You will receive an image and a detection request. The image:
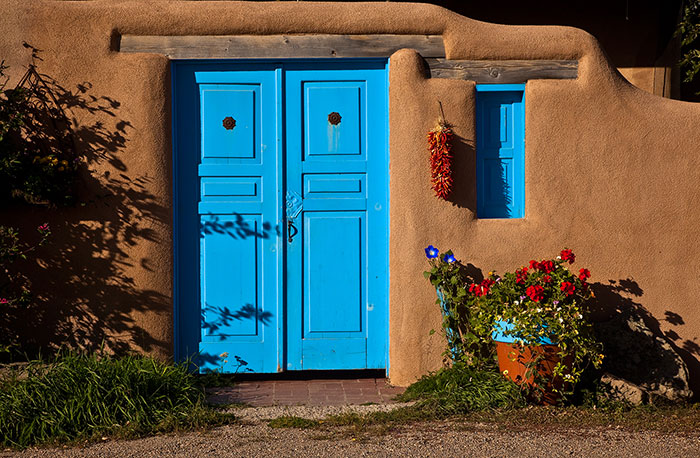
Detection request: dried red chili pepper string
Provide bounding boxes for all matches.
[427,121,454,200]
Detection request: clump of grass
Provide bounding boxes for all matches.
[268,416,320,429]
[397,363,526,415]
[0,351,234,449]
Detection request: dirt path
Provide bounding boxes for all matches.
[4,420,700,457]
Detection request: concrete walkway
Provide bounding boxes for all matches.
[206,377,405,406]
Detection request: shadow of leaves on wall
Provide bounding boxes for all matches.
[2,50,170,358]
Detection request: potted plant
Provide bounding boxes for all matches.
[425,246,604,404]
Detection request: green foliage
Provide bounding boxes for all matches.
[678,1,700,89]
[0,61,78,206]
[0,351,234,449]
[0,224,50,355]
[423,249,492,365]
[397,363,526,414]
[424,247,603,400]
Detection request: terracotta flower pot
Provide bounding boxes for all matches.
[493,320,571,405]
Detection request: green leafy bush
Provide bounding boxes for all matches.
[0,61,78,206]
[0,351,233,448]
[678,1,700,89]
[398,363,526,414]
[0,224,50,355]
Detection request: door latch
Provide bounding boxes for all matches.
[285,190,303,243]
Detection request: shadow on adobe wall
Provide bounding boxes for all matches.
[444,128,477,211]
[590,278,700,397]
[3,53,170,358]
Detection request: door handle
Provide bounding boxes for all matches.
[285,190,303,243]
[287,219,297,243]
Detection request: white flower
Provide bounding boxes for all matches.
[536,308,542,313]
[556,256,561,260]
[514,300,520,305]
[559,317,564,323]
[577,313,583,319]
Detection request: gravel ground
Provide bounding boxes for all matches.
[232,401,415,421]
[3,415,700,457]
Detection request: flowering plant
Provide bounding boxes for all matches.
[425,246,604,398]
[423,245,494,365]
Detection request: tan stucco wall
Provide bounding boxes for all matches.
[2,1,700,389]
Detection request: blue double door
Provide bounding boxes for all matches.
[173,61,389,373]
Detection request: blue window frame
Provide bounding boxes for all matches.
[475,84,525,219]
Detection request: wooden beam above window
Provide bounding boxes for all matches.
[426,58,578,83]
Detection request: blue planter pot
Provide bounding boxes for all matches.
[491,319,555,345]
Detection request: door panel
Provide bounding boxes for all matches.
[305,212,364,335]
[285,63,388,371]
[194,66,281,373]
[200,84,259,159]
[304,82,364,156]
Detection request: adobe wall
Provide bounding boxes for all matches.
[2,1,700,389]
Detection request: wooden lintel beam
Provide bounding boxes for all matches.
[119,34,446,59]
[426,58,578,83]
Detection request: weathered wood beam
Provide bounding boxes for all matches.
[426,58,578,83]
[119,34,446,59]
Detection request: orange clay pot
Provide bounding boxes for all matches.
[495,341,572,405]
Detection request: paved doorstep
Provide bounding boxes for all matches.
[207,378,405,407]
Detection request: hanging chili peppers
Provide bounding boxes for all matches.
[427,121,454,200]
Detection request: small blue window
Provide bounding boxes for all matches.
[476,84,525,218]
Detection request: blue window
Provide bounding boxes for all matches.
[476,84,525,218]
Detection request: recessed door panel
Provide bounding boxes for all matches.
[200,214,261,339]
[304,82,364,157]
[304,212,364,335]
[200,84,259,160]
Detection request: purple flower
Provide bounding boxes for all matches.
[425,245,439,259]
[553,300,560,306]
[444,253,456,263]
[520,295,527,301]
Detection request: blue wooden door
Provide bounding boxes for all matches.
[284,62,388,370]
[173,61,388,373]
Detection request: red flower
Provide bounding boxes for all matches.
[526,285,545,302]
[515,267,529,284]
[529,260,540,270]
[469,280,494,297]
[561,281,576,296]
[560,249,575,264]
[538,260,555,273]
[542,275,552,283]
[579,268,591,281]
